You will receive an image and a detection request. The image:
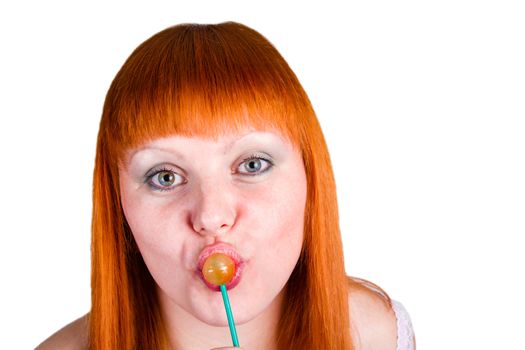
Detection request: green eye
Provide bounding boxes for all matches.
[157,171,176,186]
[146,168,185,192]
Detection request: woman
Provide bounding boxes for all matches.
[37,22,414,349]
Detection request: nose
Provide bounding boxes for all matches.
[190,180,236,237]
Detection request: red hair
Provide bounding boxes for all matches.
[90,22,390,349]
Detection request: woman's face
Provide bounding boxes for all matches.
[119,129,307,326]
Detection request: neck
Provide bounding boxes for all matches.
[158,288,283,350]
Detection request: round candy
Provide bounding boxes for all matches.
[202,253,236,286]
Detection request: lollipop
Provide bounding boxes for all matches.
[201,253,240,347]
[202,253,236,286]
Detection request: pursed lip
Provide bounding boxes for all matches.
[196,242,245,291]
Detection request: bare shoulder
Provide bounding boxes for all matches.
[348,281,398,350]
[35,313,89,350]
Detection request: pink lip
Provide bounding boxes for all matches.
[196,242,245,292]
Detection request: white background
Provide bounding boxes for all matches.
[1,1,524,349]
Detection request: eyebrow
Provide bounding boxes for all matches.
[125,147,187,171]
[128,132,282,163]
[130,146,185,160]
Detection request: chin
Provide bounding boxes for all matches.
[192,296,258,326]
[156,269,286,328]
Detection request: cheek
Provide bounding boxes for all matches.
[120,185,191,268]
[261,167,306,234]
[122,194,160,242]
[244,173,307,272]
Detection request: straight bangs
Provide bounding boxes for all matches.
[92,21,359,349]
[99,22,314,164]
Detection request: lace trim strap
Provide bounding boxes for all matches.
[391,300,415,350]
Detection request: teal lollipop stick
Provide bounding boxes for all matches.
[220,284,240,347]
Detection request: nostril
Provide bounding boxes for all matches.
[191,208,236,235]
[192,219,233,236]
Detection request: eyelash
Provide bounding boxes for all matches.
[144,154,274,192]
[238,154,274,176]
[144,166,185,192]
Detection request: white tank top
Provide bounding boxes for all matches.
[391,300,416,350]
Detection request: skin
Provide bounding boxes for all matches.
[35,289,400,349]
[118,129,307,349]
[36,129,402,349]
